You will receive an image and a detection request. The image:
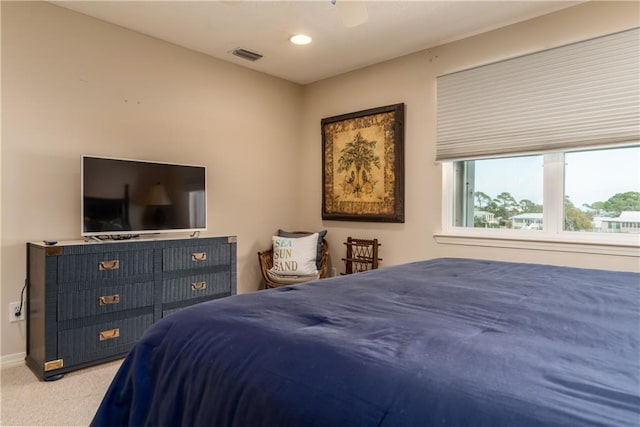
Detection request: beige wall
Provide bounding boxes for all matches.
[2,1,638,360]
[1,1,303,358]
[301,1,640,273]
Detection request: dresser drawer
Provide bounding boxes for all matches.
[163,272,231,303]
[58,282,154,322]
[163,244,231,272]
[58,314,154,367]
[57,250,154,284]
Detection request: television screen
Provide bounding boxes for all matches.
[82,156,206,237]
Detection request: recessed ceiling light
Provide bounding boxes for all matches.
[289,34,312,45]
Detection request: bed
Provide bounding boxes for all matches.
[91,258,640,426]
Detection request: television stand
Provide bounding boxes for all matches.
[26,235,237,380]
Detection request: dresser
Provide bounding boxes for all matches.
[26,236,237,380]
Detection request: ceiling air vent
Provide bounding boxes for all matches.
[231,48,263,62]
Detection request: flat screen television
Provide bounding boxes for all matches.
[81,156,206,237]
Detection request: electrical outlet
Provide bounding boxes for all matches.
[9,301,25,322]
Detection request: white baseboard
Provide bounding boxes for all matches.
[1,352,25,368]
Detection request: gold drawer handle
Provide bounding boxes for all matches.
[191,281,207,291]
[99,294,120,306]
[99,328,120,341]
[99,260,120,270]
[192,252,207,262]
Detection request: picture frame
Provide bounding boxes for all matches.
[322,103,405,222]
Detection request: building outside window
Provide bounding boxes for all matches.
[510,213,543,230]
[599,212,640,233]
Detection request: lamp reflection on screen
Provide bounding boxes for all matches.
[146,182,172,228]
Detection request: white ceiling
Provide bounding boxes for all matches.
[52,1,580,85]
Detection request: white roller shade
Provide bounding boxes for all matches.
[436,28,640,162]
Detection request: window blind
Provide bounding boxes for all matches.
[436,28,639,162]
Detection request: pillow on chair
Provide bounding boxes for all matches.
[270,233,319,276]
[277,229,327,270]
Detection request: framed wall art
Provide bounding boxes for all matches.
[322,103,405,222]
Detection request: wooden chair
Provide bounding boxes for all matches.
[342,237,381,274]
[258,235,329,289]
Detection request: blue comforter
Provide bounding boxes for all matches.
[91,258,640,426]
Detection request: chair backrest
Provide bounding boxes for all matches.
[342,237,381,274]
[317,238,330,278]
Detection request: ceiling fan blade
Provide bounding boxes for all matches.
[333,0,368,28]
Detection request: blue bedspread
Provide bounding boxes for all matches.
[91,258,640,427]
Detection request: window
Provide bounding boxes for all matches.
[565,146,640,234]
[444,145,640,242]
[435,28,639,253]
[452,155,543,230]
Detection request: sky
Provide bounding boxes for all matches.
[565,147,639,207]
[474,146,640,207]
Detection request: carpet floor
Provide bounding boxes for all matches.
[0,359,122,426]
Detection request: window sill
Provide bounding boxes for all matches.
[434,231,640,257]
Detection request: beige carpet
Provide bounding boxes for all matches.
[0,359,122,426]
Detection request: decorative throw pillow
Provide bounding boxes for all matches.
[277,229,327,270]
[270,233,319,276]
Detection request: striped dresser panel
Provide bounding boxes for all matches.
[163,243,231,272]
[58,314,154,367]
[162,272,232,304]
[57,250,154,284]
[57,281,154,321]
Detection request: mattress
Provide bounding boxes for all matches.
[91,258,640,426]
